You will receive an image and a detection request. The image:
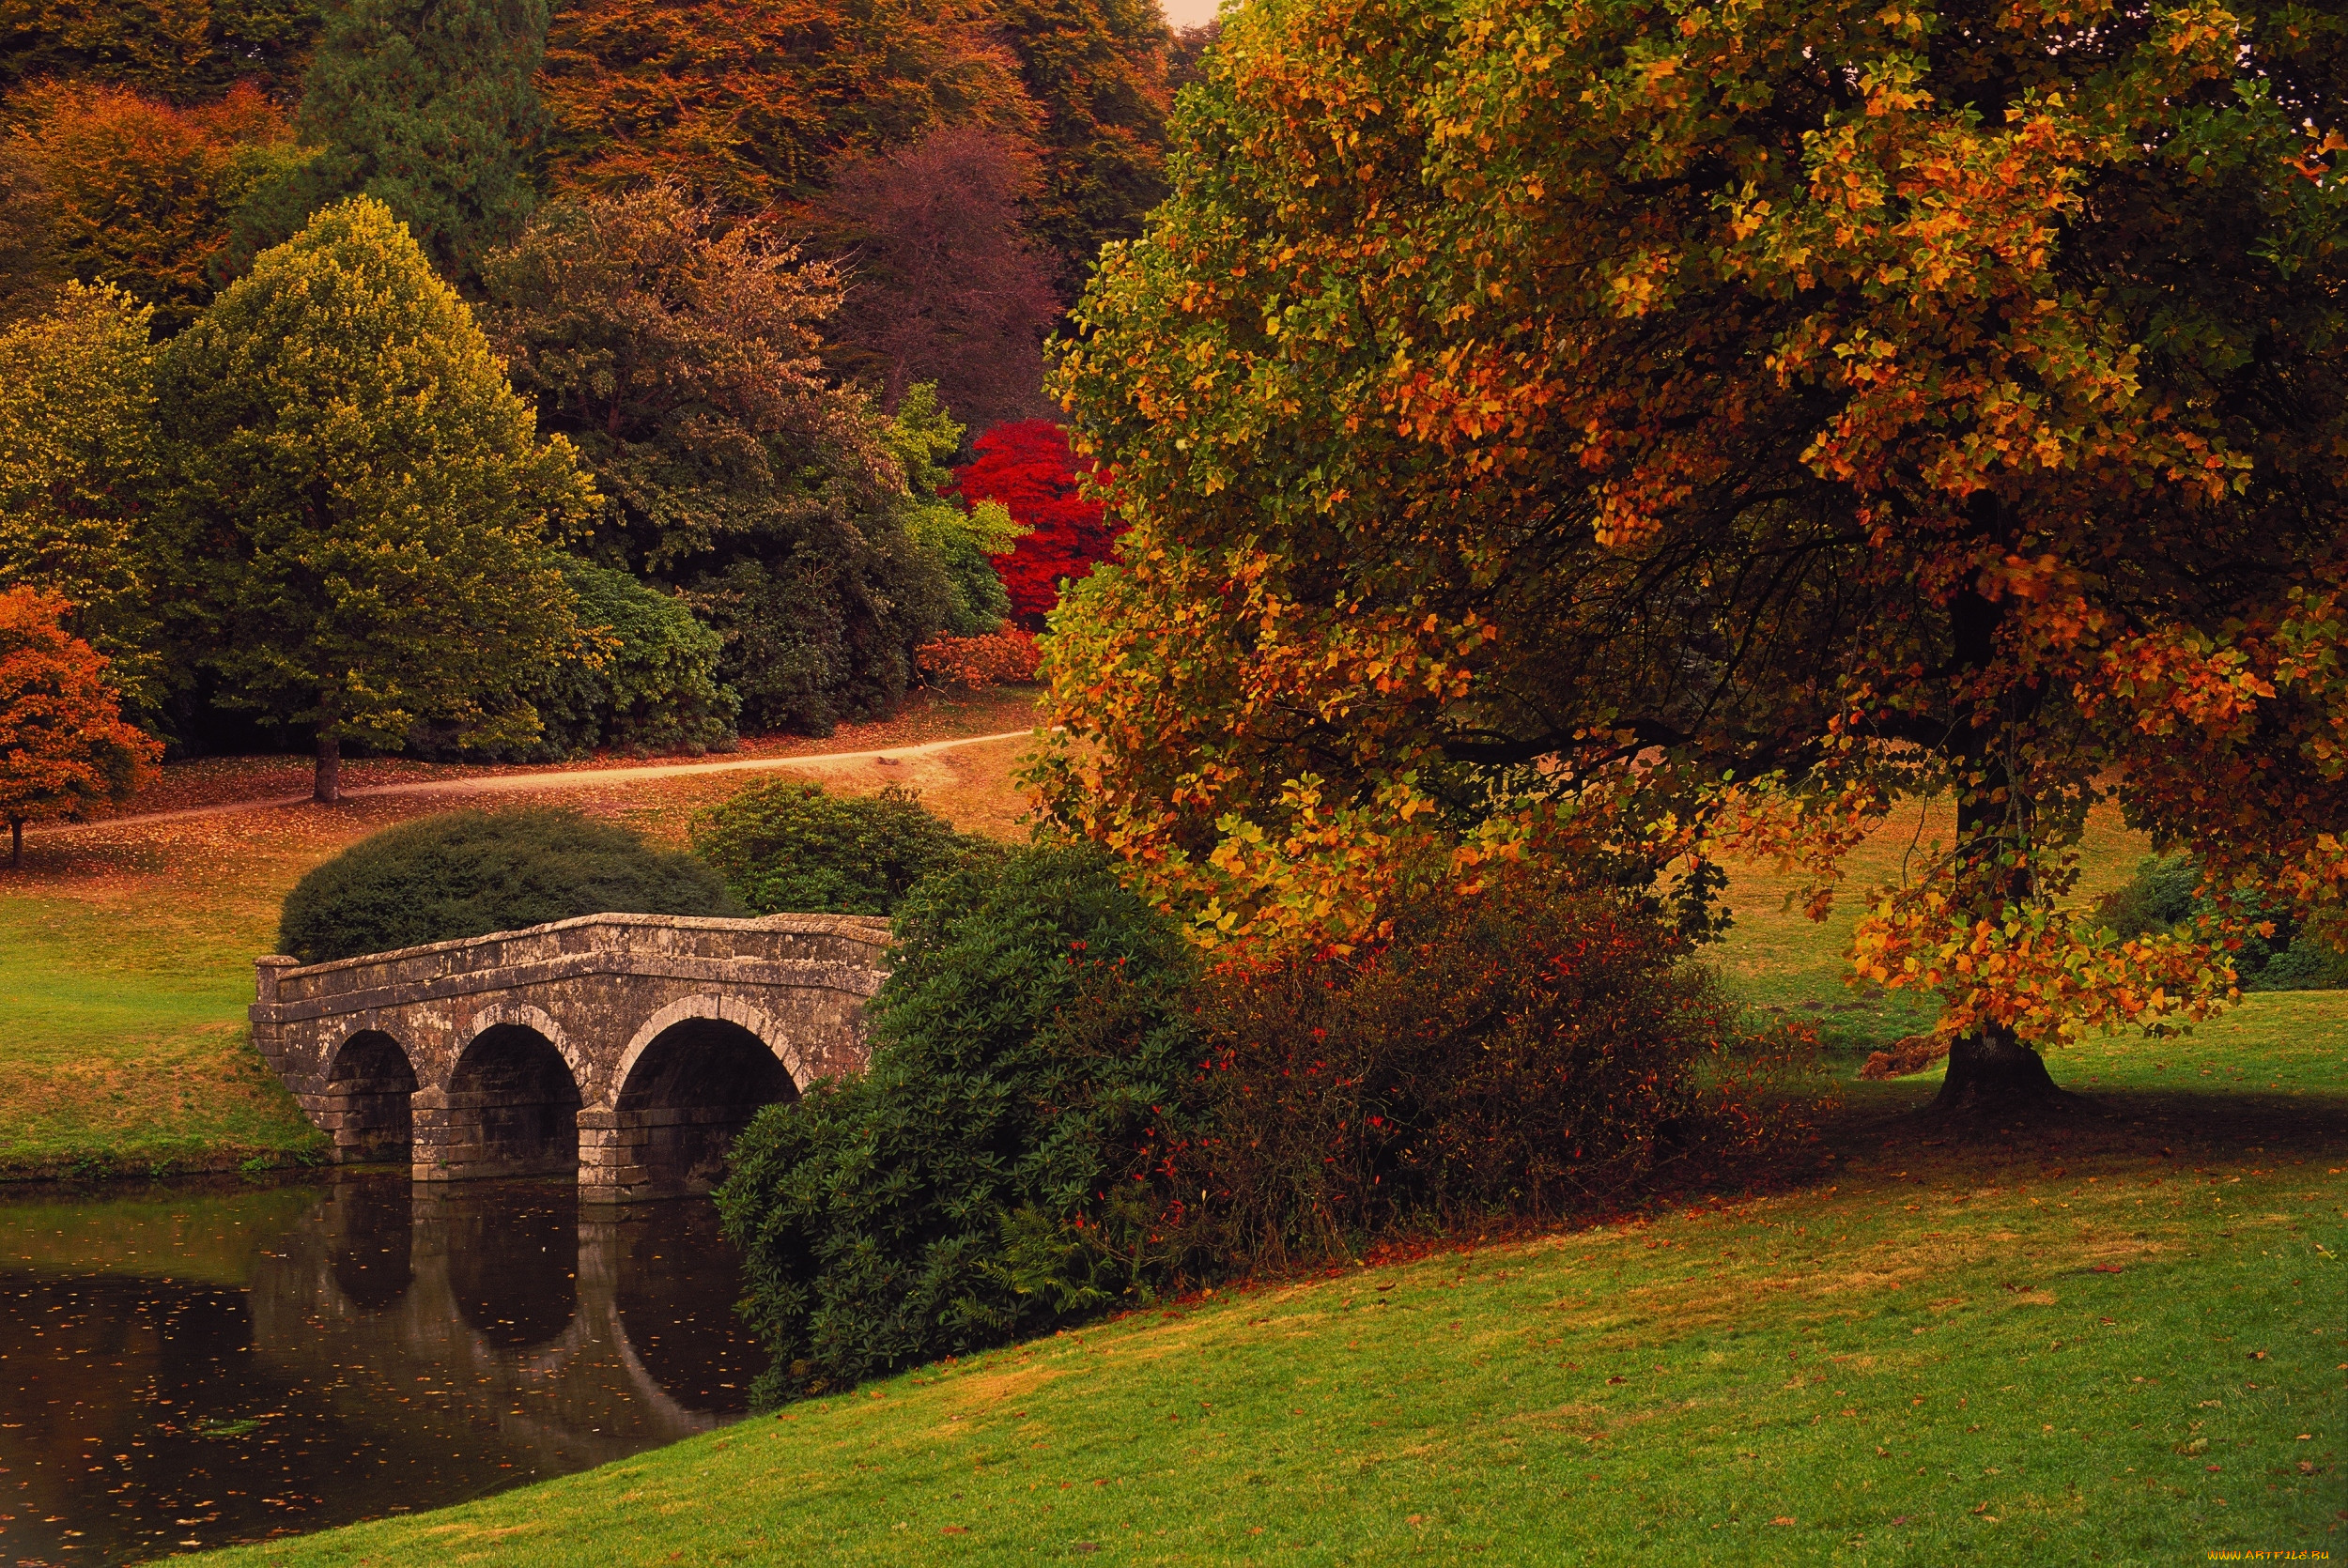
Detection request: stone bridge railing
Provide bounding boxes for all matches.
[250,913,890,1202]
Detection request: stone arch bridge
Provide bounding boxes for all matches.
[251,914,889,1203]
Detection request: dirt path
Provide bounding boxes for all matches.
[33,728,1041,838]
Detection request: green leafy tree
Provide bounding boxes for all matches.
[0,283,168,721]
[160,195,594,802]
[482,183,955,733]
[993,0,1171,289]
[886,384,1021,636]
[457,559,738,761]
[237,0,548,275]
[0,0,320,100]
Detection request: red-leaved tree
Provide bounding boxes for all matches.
[0,587,160,867]
[949,420,1117,625]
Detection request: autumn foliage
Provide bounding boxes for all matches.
[1164,869,1819,1272]
[5,81,298,329]
[1041,0,2348,1099]
[914,627,1041,692]
[536,0,1039,210]
[949,420,1117,624]
[0,586,160,865]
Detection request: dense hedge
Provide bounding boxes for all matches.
[714,843,1200,1404]
[277,808,739,962]
[689,780,977,916]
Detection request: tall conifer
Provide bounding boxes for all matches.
[242,0,548,275]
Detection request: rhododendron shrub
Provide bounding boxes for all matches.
[949,420,1119,625]
[1041,0,2348,1111]
[715,843,1201,1404]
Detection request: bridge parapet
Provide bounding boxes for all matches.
[251,913,891,1201]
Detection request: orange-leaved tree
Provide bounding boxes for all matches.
[536,0,1039,210]
[1041,0,2348,1110]
[6,80,303,331]
[0,585,159,866]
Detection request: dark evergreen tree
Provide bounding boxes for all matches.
[237,0,548,275]
[992,0,1171,292]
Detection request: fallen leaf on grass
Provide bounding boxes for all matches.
[1770,1517,1796,1526]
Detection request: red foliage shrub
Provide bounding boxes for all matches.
[1156,869,1821,1272]
[915,628,1043,692]
[948,420,1119,625]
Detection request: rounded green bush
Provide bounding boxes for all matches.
[277,808,740,963]
[715,842,1200,1405]
[688,781,978,917]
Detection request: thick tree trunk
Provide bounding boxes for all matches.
[1935,513,2066,1114]
[1928,1023,2066,1115]
[8,818,19,869]
[315,731,341,805]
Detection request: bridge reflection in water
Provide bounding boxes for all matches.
[0,1176,762,1565]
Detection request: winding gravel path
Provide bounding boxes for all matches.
[37,727,1040,837]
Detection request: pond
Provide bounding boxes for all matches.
[0,1176,765,1564]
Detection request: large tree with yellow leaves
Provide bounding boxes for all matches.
[1041,0,2348,1109]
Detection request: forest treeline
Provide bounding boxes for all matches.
[0,0,1187,785]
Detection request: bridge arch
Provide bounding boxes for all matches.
[462,1003,585,1084]
[595,996,805,1200]
[323,1028,418,1165]
[434,1015,584,1181]
[610,994,810,1100]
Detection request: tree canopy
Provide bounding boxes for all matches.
[239,0,548,275]
[481,182,955,733]
[2,82,304,331]
[990,0,1172,289]
[1042,0,2348,1104]
[0,283,166,720]
[0,0,320,101]
[161,195,593,801]
[807,129,1062,427]
[536,0,1038,210]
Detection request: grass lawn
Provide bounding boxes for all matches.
[197,799,2347,1566]
[0,691,1043,1178]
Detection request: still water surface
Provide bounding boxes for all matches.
[0,1176,764,1564]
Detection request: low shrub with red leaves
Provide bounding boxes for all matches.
[915,628,1043,692]
[1151,869,1821,1273]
